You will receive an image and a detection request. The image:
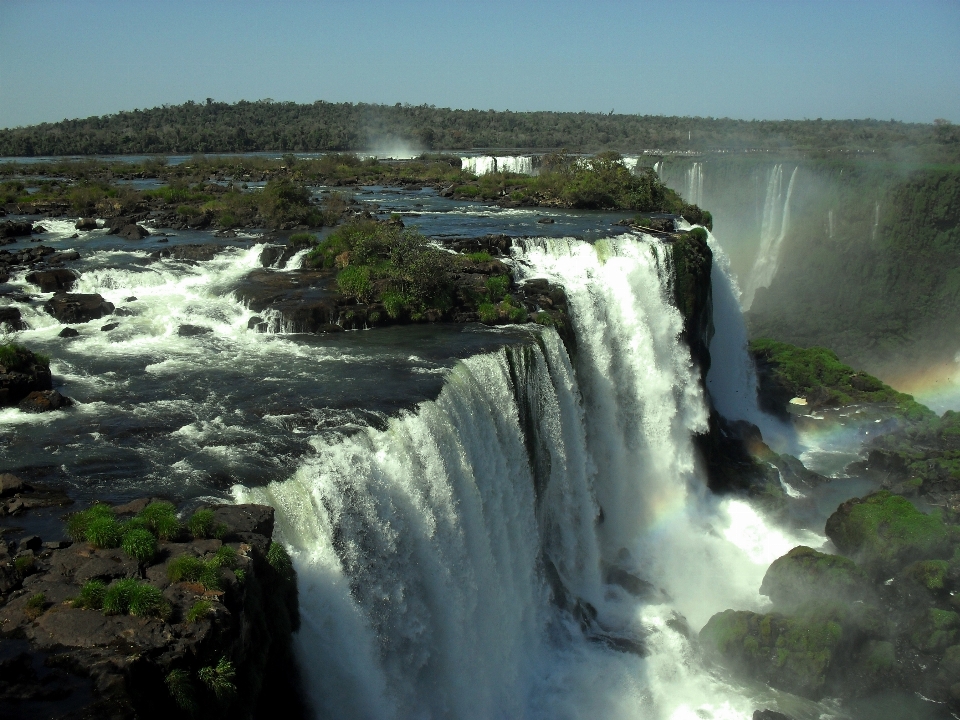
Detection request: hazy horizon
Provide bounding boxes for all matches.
[2,0,958,130]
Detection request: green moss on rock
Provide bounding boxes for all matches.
[760,545,871,611]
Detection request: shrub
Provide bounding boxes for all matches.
[176,204,200,217]
[121,528,157,565]
[72,579,106,609]
[288,232,316,248]
[212,545,237,568]
[337,266,373,302]
[138,501,181,540]
[233,568,246,584]
[102,578,139,614]
[199,657,236,701]
[166,669,197,712]
[187,599,213,623]
[534,312,556,327]
[466,251,493,263]
[687,227,708,242]
[24,592,46,621]
[381,290,408,319]
[478,303,498,323]
[485,275,510,301]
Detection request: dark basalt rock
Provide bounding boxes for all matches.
[75,218,98,231]
[0,307,26,332]
[58,327,79,338]
[0,221,34,239]
[177,324,212,337]
[18,390,73,413]
[25,268,79,293]
[115,223,149,240]
[0,502,305,720]
[171,243,225,261]
[0,363,52,407]
[44,293,115,324]
[100,322,120,332]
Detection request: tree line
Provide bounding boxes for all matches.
[1,100,958,158]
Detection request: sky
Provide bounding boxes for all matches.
[1,0,958,129]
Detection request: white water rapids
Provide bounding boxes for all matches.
[237,233,826,719]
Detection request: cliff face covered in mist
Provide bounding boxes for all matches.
[660,156,960,379]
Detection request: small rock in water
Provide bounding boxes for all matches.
[124,296,137,302]
[156,237,168,243]
[18,390,73,413]
[177,324,212,337]
[0,473,26,496]
[75,218,97,231]
[537,217,555,224]
[100,322,120,332]
[58,327,79,338]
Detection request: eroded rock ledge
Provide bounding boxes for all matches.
[0,499,305,720]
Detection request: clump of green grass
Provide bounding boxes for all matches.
[187,599,213,623]
[121,528,157,565]
[187,508,226,539]
[466,251,493,263]
[86,516,123,549]
[485,275,510,301]
[14,555,35,578]
[72,579,106,609]
[136,501,181,540]
[102,578,168,618]
[478,303,498,323]
[66,503,115,543]
[167,555,221,590]
[23,592,46,621]
[0,343,49,372]
[267,542,294,578]
[198,657,236,701]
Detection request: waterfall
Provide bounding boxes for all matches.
[828,209,835,239]
[238,233,820,719]
[653,160,663,177]
[461,156,535,176]
[742,165,798,310]
[872,201,880,241]
[686,162,704,206]
[621,156,640,173]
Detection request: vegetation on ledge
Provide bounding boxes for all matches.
[749,337,932,420]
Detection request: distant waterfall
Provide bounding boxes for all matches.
[742,165,798,310]
[653,160,663,177]
[239,233,815,719]
[461,155,535,175]
[686,162,704,206]
[622,156,640,173]
[872,201,880,241]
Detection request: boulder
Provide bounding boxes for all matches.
[0,221,34,238]
[171,243,226,261]
[760,546,872,611]
[18,390,73,413]
[25,268,79,293]
[44,293,115,323]
[0,473,26,496]
[100,322,119,332]
[75,218,98,231]
[0,306,26,331]
[115,223,149,240]
[211,504,275,540]
[58,327,79,338]
[825,491,952,576]
[177,324,212,337]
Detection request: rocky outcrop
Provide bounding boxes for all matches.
[18,389,73,413]
[702,492,960,711]
[44,293,115,324]
[25,268,79,293]
[0,345,52,407]
[0,500,305,720]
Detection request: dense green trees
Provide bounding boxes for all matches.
[1,99,957,158]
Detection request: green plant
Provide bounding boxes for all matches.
[336,266,373,302]
[187,599,213,623]
[0,343,48,372]
[72,579,106,609]
[103,578,167,618]
[23,592,46,621]
[267,542,294,577]
[485,275,510,301]
[138,501,181,540]
[167,555,221,590]
[66,503,115,543]
[166,669,197,713]
[288,232,316,248]
[381,290,409,319]
[121,528,157,565]
[534,312,556,327]
[187,508,224,539]
[212,545,237,568]
[478,303,498,323]
[466,251,493,263]
[86,516,123,549]
[14,555,35,577]
[199,656,236,701]
[233,568,246,584]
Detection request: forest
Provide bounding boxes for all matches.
[1,99,958,158]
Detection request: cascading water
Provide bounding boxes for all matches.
[742,165,798,310]
[686,162,704,207]
[238,232,824,719]
[460,156,536,175]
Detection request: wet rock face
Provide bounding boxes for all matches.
[0,502,306,720]
[44,293,115,324]
[18,389,73,413]
[25,268,79,293]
